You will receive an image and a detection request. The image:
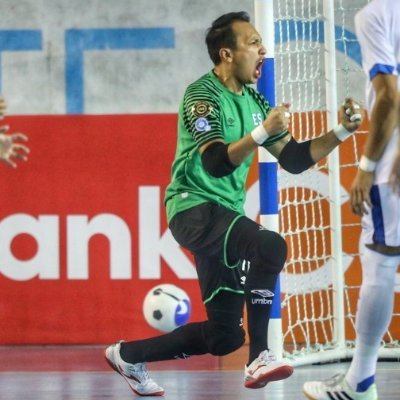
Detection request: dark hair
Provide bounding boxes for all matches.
[205,11,250,65]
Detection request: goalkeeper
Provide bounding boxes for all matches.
[105,11,363,397]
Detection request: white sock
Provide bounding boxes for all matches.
[346,340,379,391]
[345,247,399,392]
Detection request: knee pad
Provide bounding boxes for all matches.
[228,217,287,274]
[204,320,245,356]
[255,230,287,273]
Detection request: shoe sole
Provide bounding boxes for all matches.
[245,365,294,389]
[104,350,165,397]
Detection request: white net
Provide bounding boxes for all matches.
[273,0,400,364]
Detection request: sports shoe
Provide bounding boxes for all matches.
[303,373,378,400]
[105,341,164,396]
[244,349,294,389]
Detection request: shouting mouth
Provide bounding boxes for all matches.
[255,58,265,79]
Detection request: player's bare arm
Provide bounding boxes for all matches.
[350,74,398,216]
[389,90,400,193]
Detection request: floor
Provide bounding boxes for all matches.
[0,346,399,399]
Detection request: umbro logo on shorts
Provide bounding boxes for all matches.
[251,289,274,298]
[251,289,274,304]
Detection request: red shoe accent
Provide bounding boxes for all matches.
[245,364,294,389]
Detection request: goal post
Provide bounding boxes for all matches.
[254,0,284,360]
[323,0,346,357]
[254,0,400,366]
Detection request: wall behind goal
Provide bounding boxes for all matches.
[0,0,398,344]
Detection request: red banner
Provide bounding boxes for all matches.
[0,115,206,344]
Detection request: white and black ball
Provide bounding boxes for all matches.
[143,284,191,332]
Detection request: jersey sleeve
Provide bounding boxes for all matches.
[182,82,223,148]
[355,7,397,81]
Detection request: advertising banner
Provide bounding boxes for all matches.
[0,115,206,344]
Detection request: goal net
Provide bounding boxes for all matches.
[272,0,400,365]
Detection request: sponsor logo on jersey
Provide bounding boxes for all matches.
[191,101,213,117]
[194,117,211,132]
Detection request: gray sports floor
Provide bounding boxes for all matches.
[0,346,398,399]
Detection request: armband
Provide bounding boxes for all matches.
[278,137,314,174]
[201,142,238,178]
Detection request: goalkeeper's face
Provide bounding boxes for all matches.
[230,21,267,85]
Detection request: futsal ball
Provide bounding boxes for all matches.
[143,284,191,332]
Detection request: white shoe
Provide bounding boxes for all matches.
[105,341,164,396]
[244,349,293,389]
[303,373,378,400]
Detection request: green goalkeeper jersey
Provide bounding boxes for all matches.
[165,70,271,223]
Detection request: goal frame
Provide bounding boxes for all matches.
[254,0,400,366]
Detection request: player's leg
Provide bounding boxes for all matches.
[303,183,400,400]
[116,202,247,362]
[105,203,245,395]
[225,216,293,388]
[226,217,286,362]
[118,289,245,362]
[105,290,245,396]
[105,286,244,396]
[303,248,398,400]
[345,183,400,394]
[178,204,289,365]
[345,246,399,392]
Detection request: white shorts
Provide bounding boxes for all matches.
[361,182,400,247]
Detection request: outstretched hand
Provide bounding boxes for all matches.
[0,125,30,168]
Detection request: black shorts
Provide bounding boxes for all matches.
[169,202,247,304]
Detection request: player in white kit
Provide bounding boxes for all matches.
[303,1,400,399]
